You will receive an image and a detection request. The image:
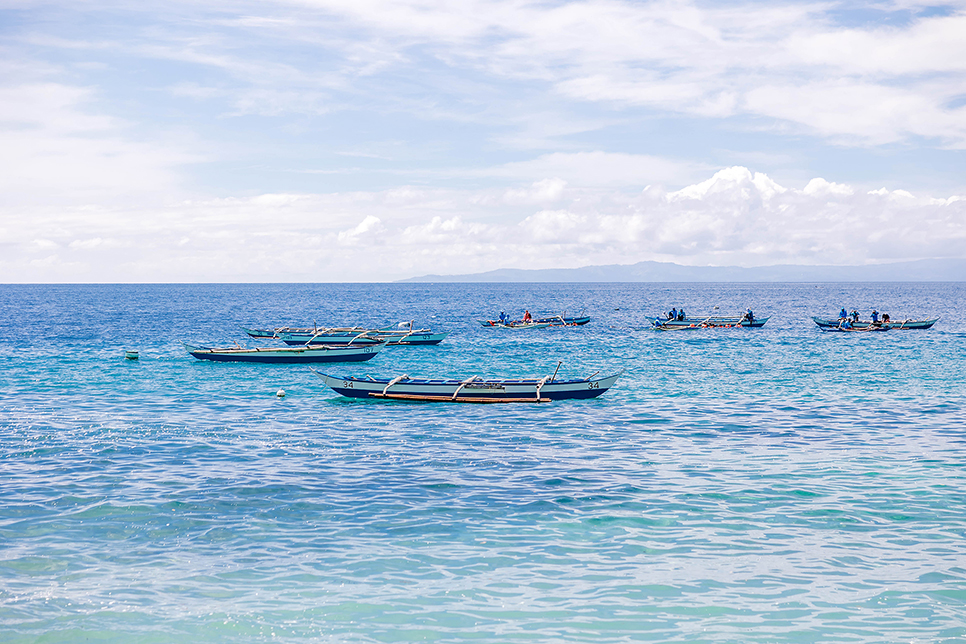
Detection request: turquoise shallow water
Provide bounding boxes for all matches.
[1,283,965,643]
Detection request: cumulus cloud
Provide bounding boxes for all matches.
[4,167,965,282]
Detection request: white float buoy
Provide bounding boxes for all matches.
[276,389,286,398]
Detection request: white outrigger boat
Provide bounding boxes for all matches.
[184,342,382,363]
[313,368,621,403]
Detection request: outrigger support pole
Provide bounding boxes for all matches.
[551,361,562,382]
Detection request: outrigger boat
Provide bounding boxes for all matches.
[184,342,382,363]
[313,367,621,403]
[646,315,769,329]
[811,316,938,330]
[479,313,590,327]
[479,321,551,330]
[243,324,447,346]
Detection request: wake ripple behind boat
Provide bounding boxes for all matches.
[184,342,382,363]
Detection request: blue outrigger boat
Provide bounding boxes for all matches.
[313,369,620,403]
[185,342,382,363]
[243,325,447,346]
[479,313,590,327]
[647,315,769,329]
[811,316,938,330]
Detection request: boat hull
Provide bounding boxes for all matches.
[811,317,938,330]
[185,343,382,363]
[647,316,769,328]
[315,371,620,402]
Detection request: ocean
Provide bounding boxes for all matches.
[1,282,965,643]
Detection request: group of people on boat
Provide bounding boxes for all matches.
[666,308,686,321]
[837,308,891,328]
[497,310,533,325]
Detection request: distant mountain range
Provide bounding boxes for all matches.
[401,259,966,282]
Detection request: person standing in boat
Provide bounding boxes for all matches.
[743,308,755,325]
[523,310,532,323]
[851,309,860,323]
[839,308,848,319]
[871,310,880,326]
[498,311,507,324]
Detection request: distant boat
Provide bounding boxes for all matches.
[811,316,938,330]
[184,342,382,363]
[124,350,139,360]
[646,315,769,329]
[242,325,446,345]
[478,321,552,330]
[479,314,590,327]
[313,369,621,402]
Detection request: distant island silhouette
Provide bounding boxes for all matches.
[400,258,966,282]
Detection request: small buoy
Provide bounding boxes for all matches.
[125,350,139,360]
[276,389,286,398]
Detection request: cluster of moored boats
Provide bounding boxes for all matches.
[179,307,938,403]
[183,315,618,403]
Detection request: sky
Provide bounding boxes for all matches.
[2,0,965,282]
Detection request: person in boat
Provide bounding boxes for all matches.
[882,313,891,323]
[677,309,685,321]
[839,308,848,319]
[669,307,678,321]
[851,309,859,323]
[742,308,755,325]
[498,311,507,324]
[523,310,532,323]
[870,310,880,327]
[839,318,852,329]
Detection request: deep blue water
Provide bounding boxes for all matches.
[1,283,965,643]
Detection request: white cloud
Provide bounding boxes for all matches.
[4,166,965,281]
[488,151,704,187]
[338,215,384,244]
[0,82,200,205]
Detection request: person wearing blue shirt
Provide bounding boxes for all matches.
[669,307,677,321]
[839,308,848,319]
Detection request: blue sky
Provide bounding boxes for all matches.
[2,0,965,281]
